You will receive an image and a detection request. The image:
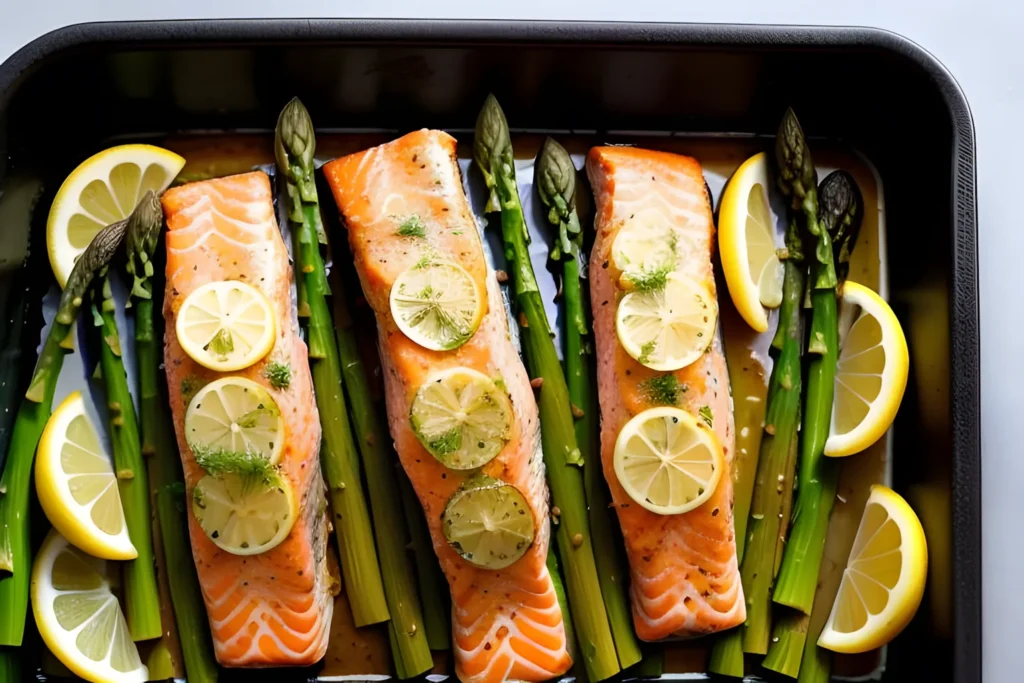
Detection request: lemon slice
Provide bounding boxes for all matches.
[47,145,185,288]
[442,475,535,569]
[616,272,718,371]
[719,152,785,333]
[390,260,484,351]
[410,367,512,470]
[35,392,137,561]
[192,470,297,556]
[825,282,910,457]
[612,218,680,290]
[176,280,277,372]
[185,377,285,467]
[614,406,724,515]
[818,485,927,653]
[31,530,148,683]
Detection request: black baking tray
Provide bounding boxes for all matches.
[0,19,979,683]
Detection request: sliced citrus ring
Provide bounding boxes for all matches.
[31,530,148,683]
[614,406,724,515]
[185,377,285,467]
[175,280,276,372]
[818,485,927,653]
[410,367,512,470]
[390,260,484,351]
[35,392,137,561]
[442,475,535,569]
[47,144,185,288]
[718,152,785,332]
[825,282,909,457]
[192,470,297,556]
[612,218,681,290]
[616,272,718,371]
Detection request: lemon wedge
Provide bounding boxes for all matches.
[614,406,724,515]
[718,152,784,333]
[35,392,137,561]
[31,530,148,683]
[616,272,718,371]
[818,485,927,653]
[47,145,184,288]
[410,367,512,470]
[176,280,277,372]
[442,475,535,569]
[185,377,285,467]
[390,260,485,351]
[825,282,909,457]
[192,470,297,556]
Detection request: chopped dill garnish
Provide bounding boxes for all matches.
[263,361,292,390]
[205,328,234,360]
[429,429,462,456]
[640,374,682,406]
[191,445,279,487]
[397,215,427,238]
[699,405,714,428]
[181,375,202,406]
[628,264,672,293]
[638,340,657,366]
[414,255,432,270]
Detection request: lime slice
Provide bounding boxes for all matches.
[616,272,718,371]
[718,152,785,332]
[176,280,277,372]
[818,485,927,653]
[442,475,535,569]
[390,260,484,351]
[611,218,680,291]
[47,145,185,288]
[31,530,148,683]
[409,367,512,470]
[192,471,297,556]
[185,377,285,467]
[614,406,724,515]
[35,392,137,561]
[825,282,909,457]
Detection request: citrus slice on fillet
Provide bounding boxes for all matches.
[818,485,927,653]
[31,530,148,683]
[718,152,785,333]
[614,406,724,515]
[390,260,484,351]
[176,280,277,372]
[442,475,535,569]
[185,377,285,467]
[825,282,909,457]
[192,471,297,556]
[35,392,137,561]
[47,145,184,288]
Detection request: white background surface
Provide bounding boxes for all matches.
[0,2,1014,680]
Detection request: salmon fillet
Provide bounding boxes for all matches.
[324,130,572,683]
[161,172,333,666]
[586,146,745,640]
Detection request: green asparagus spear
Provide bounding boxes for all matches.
[127,193,219,680]
[0,218,128,646]
[536,136,642,670]
[773,129,864,617]
[275,99,396,637]
[474,95,619,682]
[90,195,165,641]
[734,215,805,656]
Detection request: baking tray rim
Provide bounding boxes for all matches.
[0,19,981,683]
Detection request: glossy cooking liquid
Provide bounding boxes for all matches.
[163,133,888,681]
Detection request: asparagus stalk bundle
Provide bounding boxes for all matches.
[474,95,620,683]
[277,99,434,677]
[0,218,130,646]
[91,194,165,642]
[535,137,643,671]
[127,192,219,680]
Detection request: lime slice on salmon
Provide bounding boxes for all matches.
[192,470,297,556]
[390,260,484,351]
[176,280,277,372]
[185,377,285,467]
[616,272,718,371]
[31,530,148,683]
[611,218,681,291]
[442,475,535,569]
[35,392,137,561]
[409,367,512,470]
[47,144,184,289]
[614,406,724,515]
